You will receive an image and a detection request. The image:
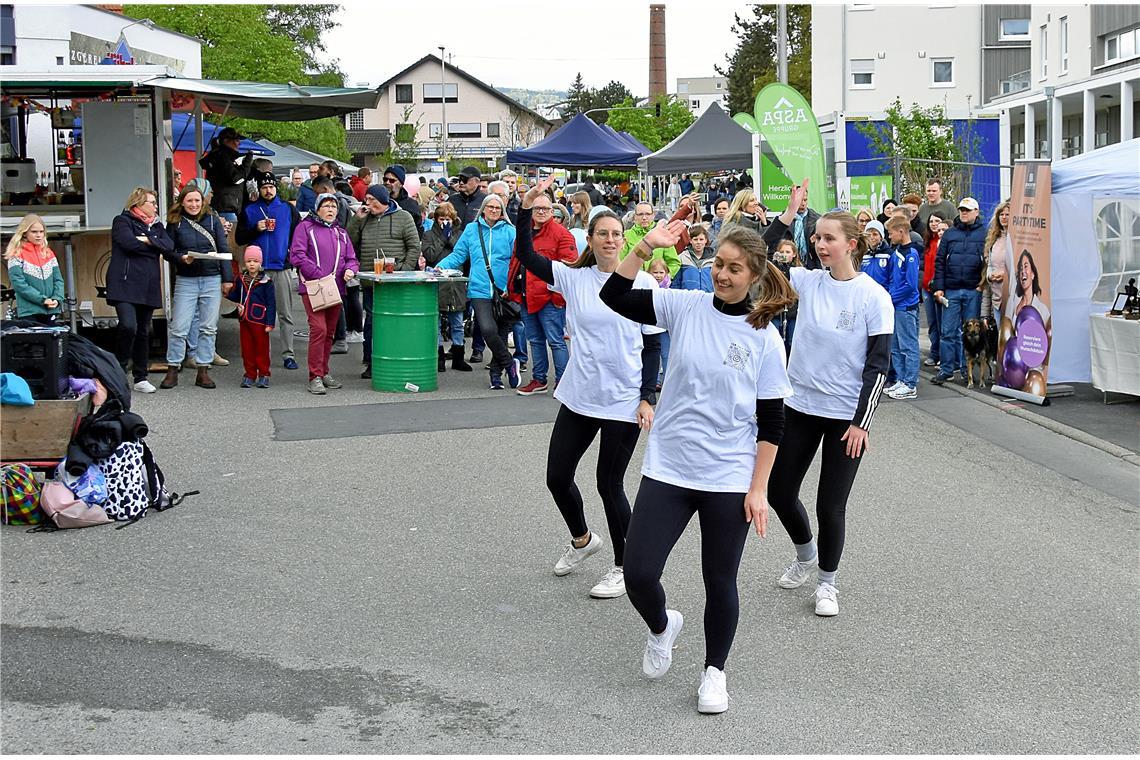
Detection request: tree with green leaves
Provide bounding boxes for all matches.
[716,5,812,117]
[566,73,590,116]
[855,97,982,201]
[385,105,425,167]
[124,4,350,160]
[604,96,694,152]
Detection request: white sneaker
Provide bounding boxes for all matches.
[884,381,903,395]
[643,609,683,679]
[777,556,818,589]
[346,330,365,344]
[887,384,917,400]
[553,532,602,576]
[589,566,626,598]
[697,666,729,714]
[814,582,839,617]
[133,379,156,394]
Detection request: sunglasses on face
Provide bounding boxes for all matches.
[383,177,399,184]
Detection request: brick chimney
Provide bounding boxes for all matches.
[649,4,666,99]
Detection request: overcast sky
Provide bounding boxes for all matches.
[325,0,747,95]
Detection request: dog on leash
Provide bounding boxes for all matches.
[962,318,996,388]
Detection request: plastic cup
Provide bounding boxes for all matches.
[384,257,395,274]
[265,218,276,232]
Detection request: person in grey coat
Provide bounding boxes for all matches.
[421,201,472,372]
[347,184,421,379]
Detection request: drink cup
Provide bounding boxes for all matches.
[384,257,395,274]
[373,258,383,275]
[265,218,277,232]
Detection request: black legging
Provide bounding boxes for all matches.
[768,405,865,573]
[113,302,155,382]
[546,404,640,566]
[624,477,750,671]
[470,297,513,374]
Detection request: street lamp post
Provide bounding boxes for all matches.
[439,46,447,170]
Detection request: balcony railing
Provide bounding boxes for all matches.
[999,69,1031,96]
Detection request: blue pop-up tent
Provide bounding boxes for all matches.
[170,112,272,154]
[505,113,643,168]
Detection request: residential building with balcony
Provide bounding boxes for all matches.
[344,53,551,171]
[982,5,1139,160]
[677,76,727,116]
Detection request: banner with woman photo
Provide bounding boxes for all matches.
[995,160,1052,399]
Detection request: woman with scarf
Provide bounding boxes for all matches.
[107,187,175,393]
[4,214,65,324]
[289,192,360,395]
[159,185,232,390]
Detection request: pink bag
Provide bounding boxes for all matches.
[39,481,112,529]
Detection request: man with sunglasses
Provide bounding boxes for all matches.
[382,165,424,239]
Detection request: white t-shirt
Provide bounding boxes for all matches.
[786,267,894,421]
[642,289,793,493]
[551,263,664,423]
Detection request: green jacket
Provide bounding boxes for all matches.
[621,225,681,277]
[346,206,421,283]
[7,248,65,317]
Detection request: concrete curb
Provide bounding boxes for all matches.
[918,368,1139,466]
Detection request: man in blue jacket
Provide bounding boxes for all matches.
[236,172,302,370]
[930,197,986,385]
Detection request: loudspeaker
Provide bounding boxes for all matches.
[1,329,69,400]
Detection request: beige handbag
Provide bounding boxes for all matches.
[302,228,343,311]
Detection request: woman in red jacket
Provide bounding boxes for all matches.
[507,193,580,395]
[922,214,947,367]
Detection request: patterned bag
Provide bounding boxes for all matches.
[1,464,43,525]
[96,441,150,522]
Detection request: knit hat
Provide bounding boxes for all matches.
[588,205,610,224]
[243,245,263,264]
[255,171,277,188]
[315,192,339,209]
[383,165,406,185]
[864,220,886,238]
[186,177,212,197]
[365,184,390,205]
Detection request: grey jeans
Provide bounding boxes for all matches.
[267,269,297,358]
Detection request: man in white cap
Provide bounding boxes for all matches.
[930,196,986,385]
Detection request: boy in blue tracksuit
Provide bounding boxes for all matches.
[860,220,892,289]
[884,215,922,399]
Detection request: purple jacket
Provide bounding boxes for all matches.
[288,217,359,296]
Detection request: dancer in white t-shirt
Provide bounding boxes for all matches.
[766,180,894,618]
[600,221,795,715]
[508,176,663,600]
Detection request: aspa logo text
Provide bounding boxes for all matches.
[761,96,808,127]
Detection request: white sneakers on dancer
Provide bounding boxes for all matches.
[814,582,839,616]
[553,532,602,576]
[589,566,626,598]
[642,609,683,679]
[697,666,729,714]
[777,557,818,589]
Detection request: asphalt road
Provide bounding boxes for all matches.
[2,324,1137,753]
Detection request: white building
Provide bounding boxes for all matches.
[345,54,551,170]
[983,5,1139,160]
[1,4,201,75]
[676,76,727,116]
[811,4,987,116]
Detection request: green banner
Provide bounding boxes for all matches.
[837,175,893,214]
[734,83,834,211]
[760,154,793,213]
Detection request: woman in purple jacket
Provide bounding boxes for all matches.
[289,193,359,394]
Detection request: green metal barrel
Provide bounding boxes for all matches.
[371,280,439,392]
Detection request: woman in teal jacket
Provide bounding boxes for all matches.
[5,214,65,322]
[434,194,520,389]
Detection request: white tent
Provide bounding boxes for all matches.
[1049,138,1140,383]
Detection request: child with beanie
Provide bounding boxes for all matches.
[225,245,277,388]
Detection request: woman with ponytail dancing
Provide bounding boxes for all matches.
[599,219,796,715]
